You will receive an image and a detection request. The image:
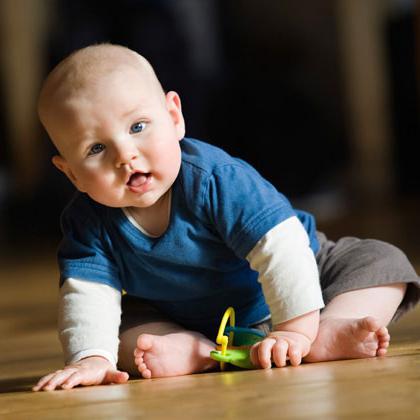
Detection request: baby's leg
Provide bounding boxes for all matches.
[119,322,217,379]
[305,283,406,362]
[306,234,420,363]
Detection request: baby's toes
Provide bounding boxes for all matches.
[134,355,142,366]
[378,336,390,348]
[139,365,152,379]
[133,347,152,378]
[364,341,380,357]
[359,316,381,333]
[376,327,390,346]
[134,347,144,359]
[376,347,388,357]
[375,328,390,356]
[134,355,152,378]
[134,349,145,366]
[377,338,390,356]
[376,326,389,338]
[376,336,389,356]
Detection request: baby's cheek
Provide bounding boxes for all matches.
[83,174,116,200]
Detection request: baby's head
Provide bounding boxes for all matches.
[38,43,185,209]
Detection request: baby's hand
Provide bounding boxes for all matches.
[32,356,129,391]
[250,331,312,369]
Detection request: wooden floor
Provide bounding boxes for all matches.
[1,233,419,419]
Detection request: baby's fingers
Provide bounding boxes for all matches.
[287,344,303,366]
[271,339,289,368]
[61,368,128,389]
[34,369,77,391]
[32,372,57,391]
[256,338,276,369]
[61,371,86,390]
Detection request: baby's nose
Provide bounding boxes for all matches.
[115,143,139,167]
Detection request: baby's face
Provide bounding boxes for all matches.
[48,68,185,209]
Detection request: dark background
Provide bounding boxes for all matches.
[0,0,418,258]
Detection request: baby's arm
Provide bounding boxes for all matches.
[33,278,128,391]
[246,216,324,368]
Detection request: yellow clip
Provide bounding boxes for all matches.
[215,307,235,371]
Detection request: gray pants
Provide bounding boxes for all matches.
[315,232,420,321]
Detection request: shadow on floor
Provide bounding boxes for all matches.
[0,377,40,394]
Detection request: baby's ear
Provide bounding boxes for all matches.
[166,91,185,140]
[52,155,81,189]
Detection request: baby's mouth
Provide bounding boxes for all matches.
[127,172,151,188]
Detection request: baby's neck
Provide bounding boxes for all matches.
[125,190,171,237]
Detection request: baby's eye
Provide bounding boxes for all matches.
[88,143,105,156]
[130,122,146,134]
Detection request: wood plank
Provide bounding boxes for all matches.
[1,252,419,419]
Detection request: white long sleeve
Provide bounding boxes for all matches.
[58,278,122,368]
[246,216,324,326]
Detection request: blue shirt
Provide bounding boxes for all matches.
[58,138,318,337]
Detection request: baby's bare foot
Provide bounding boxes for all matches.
[133,331,218,379]
[304,316,390,363]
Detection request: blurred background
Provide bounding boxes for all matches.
[0,0,419,263]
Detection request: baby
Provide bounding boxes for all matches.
[33,43,420,391]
